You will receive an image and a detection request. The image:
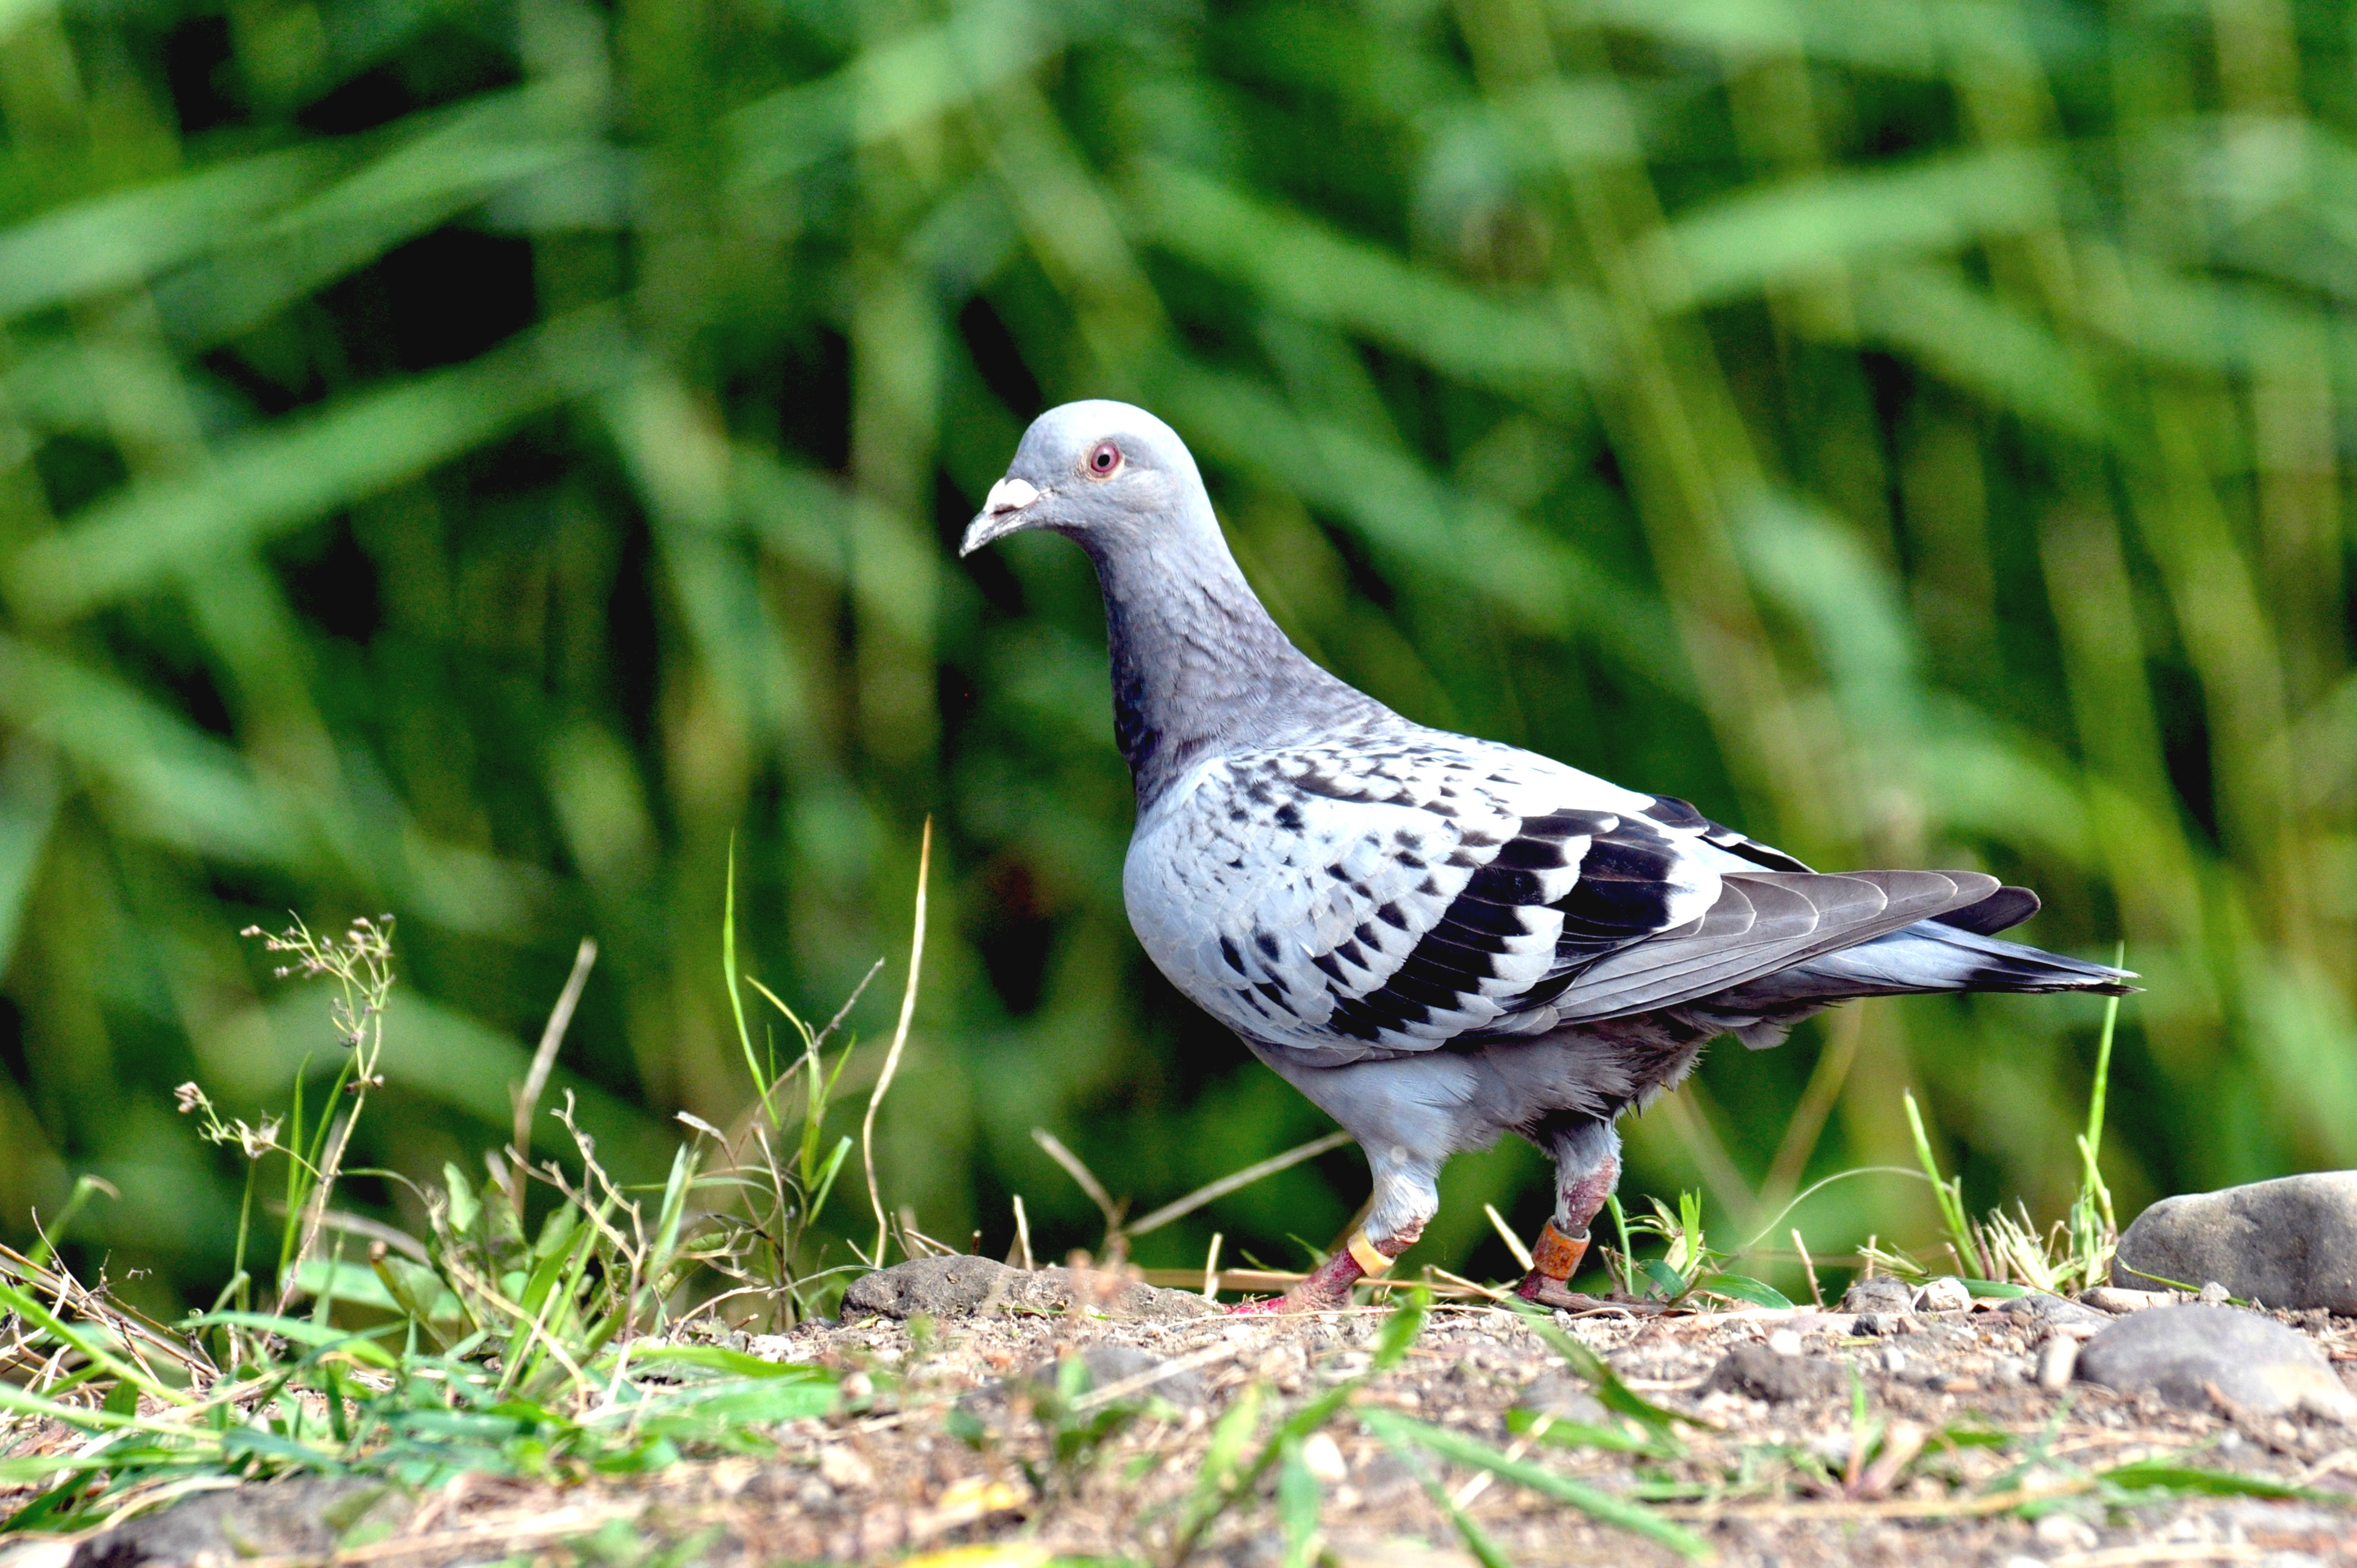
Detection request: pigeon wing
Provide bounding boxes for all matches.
[1122,739,1724,1060]
[1541,868,2001,1024]
[1125,743,2010,1055]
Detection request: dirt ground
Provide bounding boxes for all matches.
[12,1277,2357,1568]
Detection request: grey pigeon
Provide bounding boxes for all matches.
[962,401,2133,1312]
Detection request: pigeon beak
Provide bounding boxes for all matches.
[960,477,1043,557]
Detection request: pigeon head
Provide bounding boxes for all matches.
[959,400,1213,559]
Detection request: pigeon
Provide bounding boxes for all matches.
[961,400,2134,1313]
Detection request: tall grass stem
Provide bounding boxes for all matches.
[863,817,931,1269]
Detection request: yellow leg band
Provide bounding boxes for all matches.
[1346,1231,1393,1276]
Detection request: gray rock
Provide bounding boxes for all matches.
[1841,1277,1915,1315]
[2073,1304,2356,1420]
[1703,1343,1844,1403]
[2114,1173,2357,1314]
[1014,1343,1207,1408]
[957,1342,1208,1442]
[2002,1292,2113,1339]
[72,1479,410,1568]
[1514,1372,1611,1426]
[838,1255,1215,1322]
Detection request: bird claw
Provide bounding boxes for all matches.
[1224,1248,1370,1313]
[1514,1277,1598,1311]
[1224,1281,1354,1314]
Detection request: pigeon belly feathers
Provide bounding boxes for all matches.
[961,398,2134,1313]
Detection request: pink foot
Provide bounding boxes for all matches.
[1223,1242,1373,1314]
[1513,1272,1598,1310]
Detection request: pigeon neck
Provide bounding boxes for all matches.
[1082,523,1359,810]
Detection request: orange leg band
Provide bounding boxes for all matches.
[1529,1221,1590,1282]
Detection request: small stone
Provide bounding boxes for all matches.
[1841,1277,1915,1315]
[1916,1276,1972,1314]
[2034,1512,2099,1550]
[2199,1281,2231,1305]
[1015,1343,1207,1409]
[839,1255,1215,1322]
[1515,1372,1609,1426]
[1767,1329,1803,1356]
[2074,1304,2357,1421]
[1880,1345,1909,1376]
[1301,1432,1348,1483]
[818,1446,877,1490]
[1851,1312,1908,1337]
[2037,1337,2078,1392]
[2113,1173,2357,1314]
[2083,1286,2175,1313]
[1703,1343,1843,1403]
[2003,1292,2112,1340]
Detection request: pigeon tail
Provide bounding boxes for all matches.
[1701,919,2137,1011]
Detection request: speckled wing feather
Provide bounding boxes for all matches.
[1123,735,2003,1061]
[1120,736,1708,1060]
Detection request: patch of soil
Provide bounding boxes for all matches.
[12,1275,2357,1568]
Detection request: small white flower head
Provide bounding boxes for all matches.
[235,1117,282,1160]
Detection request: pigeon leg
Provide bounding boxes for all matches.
[1227,1143,1440,1314]
[1225,1218,1424,1314]
[1515,1116,1620,1307]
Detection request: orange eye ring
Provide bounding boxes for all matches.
[1086,440,1123,478]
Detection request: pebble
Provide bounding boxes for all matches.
[1301,1432,1348,1483]
[1703,1343,1843,1403]
[2073,1303,2357,1420]
[2002,1292,2113,1340]
[1515,1372,1610,1426]
[1840,1277,1915,1315]
[2113,1172,2357,1314]
[1916,1276,1972,1313]
[2037,1337,2079,1392]
[2083,1286,2175,1313]
[817,1445,877,1490]
[1027,1343,1208,1408]
[2034,1512,2099,1550]
[838,1254,1215,1322]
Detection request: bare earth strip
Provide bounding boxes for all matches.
[4,1292,2354,1568]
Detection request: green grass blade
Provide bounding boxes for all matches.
[0,1281,188,1405]
[1361,1408,1711,1560]
[723,840,777,1124]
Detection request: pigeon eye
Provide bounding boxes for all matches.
[1086,441,1123,478]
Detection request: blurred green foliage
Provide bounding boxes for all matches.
[1,0,2351,1309]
